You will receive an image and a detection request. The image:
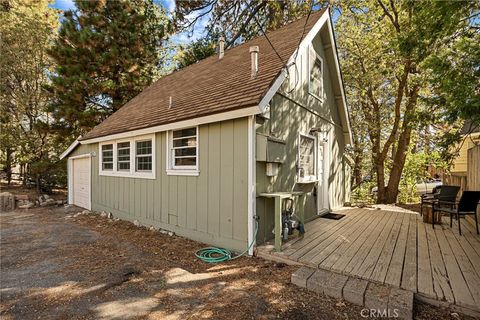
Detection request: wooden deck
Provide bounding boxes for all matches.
[259,207,480,313]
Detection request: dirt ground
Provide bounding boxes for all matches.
[0,205,472,320]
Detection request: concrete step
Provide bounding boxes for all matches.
[291,266,413,320]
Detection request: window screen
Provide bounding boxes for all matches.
[170,128,197,168]
[102,144,113,170]
[117,142,130,171]
[299,135,315,180]
[136,140,152,171]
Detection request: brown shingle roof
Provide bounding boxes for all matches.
[80,9,326,141]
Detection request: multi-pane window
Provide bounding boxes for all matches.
[309,47,323,99]
[102,144,113,170]
[298,134,316,181]
[136,140,152,171]
[170,127,197,168]
[117,142,130,171]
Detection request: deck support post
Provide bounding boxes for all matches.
[274,196,282,251]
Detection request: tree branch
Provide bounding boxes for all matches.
[377,0,400,32]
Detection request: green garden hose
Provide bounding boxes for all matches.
[195,219,259,263]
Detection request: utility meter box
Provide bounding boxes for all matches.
[256,134,286,163]
[266,162,280,177]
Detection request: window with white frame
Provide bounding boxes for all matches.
[308,46,323,100]
[117,142,130,171]
[298,134,316,182]
[101,144,113,170]
[168,127,198,174]
[136,140,152,171]
[98,134,155,178]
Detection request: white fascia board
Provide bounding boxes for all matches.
[60,138,81,160]
[325,13,353,145]
[80,106,262,145]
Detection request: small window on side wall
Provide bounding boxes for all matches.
[298,134,316,182]
[167,127,199,175]
[117,142,130,171]
[308,46,323,100]
[102,144,113,170]
[136,140,152,172]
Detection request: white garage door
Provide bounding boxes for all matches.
[72,157,90,209]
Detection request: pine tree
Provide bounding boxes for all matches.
[48,0,171,136]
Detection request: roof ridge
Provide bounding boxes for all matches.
[155,9,326,82]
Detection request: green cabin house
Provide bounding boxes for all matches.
[61,8,353,255]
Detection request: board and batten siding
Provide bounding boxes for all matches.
[255,30,350,244]
[69,118,250,252]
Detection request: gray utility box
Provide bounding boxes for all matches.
[256,134,286,163]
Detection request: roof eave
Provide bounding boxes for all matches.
[78,105,262,144]
[60,138,81,160]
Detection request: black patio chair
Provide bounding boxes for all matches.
[433,191,480,235]
[420,185,460,217]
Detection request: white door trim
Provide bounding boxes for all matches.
[316,132,330,213]
[68,153,92,210]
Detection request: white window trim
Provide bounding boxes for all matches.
[100,143,114,172]
[308,45,324,102]
[166,126,199,176]
[116,140,131,172]
[98,133,156,179]
[297,132,318,183]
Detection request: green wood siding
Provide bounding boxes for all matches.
[255,32,350,244]
[69,118,250,252]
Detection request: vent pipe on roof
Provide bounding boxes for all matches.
[218,36,225,59]
[249,46,259,79]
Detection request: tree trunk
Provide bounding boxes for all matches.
[382,86,419,204]
[4,148,13,185]
[36,174,41,194]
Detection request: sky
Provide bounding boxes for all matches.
[49,0,205,44]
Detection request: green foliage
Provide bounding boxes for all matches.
[398,151,447,204]
[336,0,477,203]
[48,0,172,138]
[0,0,65,190]
[174,37,216,69]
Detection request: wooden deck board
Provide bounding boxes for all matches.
[435,225,476,307]
[425,222,455,303]
[260,207,480,311]
[283,208,362,257]
[331,210,391,273]
[288,209,365,261]
[370,212,404,283]
[384,212,410,287]
[401,213,418,292]
[319,211,380,269]
[450,222,480,279]
[444,228,480,306]
[300,211,378,266]
[343,211,393,274]
[417,216,435,298]
[355,211,399,279]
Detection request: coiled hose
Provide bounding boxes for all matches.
[195,220,259,263]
